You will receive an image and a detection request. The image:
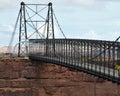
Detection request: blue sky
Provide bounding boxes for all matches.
[0,0,120,46]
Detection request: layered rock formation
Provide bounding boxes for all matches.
[0,58,119,96]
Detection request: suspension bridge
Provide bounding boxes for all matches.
[9,2,120,84]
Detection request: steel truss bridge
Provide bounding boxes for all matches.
[10,2,120,84]
[29,39,120,83]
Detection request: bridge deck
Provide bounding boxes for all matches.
[29,39,120,83]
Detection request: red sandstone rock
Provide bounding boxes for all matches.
[0,58,119,96]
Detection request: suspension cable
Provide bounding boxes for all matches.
[90,35,120,61]
[53,10,66,39]
[8,8,21,53]
[115,36,120,41]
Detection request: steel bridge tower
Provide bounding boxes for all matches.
[18,2,55,57]
[46,2,55,56]
[18,2,28,57]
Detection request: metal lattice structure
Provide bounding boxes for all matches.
[11,2,56,56]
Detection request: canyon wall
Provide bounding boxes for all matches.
[0,58,119,96]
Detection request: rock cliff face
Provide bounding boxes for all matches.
[0,58,119,96]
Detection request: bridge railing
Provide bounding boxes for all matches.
[29,39,120,83]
